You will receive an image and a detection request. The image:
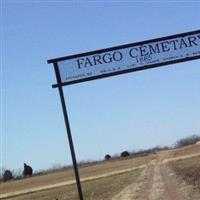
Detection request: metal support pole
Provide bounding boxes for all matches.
[53,63,84,200]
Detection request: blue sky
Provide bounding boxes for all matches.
[1,1,200,172]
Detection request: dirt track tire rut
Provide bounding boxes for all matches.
[112,151,197,200]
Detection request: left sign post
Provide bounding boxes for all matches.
[49,62,84,200]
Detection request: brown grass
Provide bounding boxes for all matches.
[169,155,200,192]
[8,168,143,200]
[170,144,200,158]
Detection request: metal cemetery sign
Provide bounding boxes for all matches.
[47,29,200,200]
[48,30,200,87]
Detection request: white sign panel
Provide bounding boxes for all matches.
[48,30,200,87]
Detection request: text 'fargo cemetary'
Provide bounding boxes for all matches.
[48,30,200,87]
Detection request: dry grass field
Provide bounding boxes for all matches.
[1,144,200,200]
[7,168,143,200]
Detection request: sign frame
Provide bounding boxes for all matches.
[48,29,200,200]
[48,29,200,88]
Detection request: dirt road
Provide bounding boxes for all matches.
[112,151,200,200]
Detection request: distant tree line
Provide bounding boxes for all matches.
[174,134,200,148]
